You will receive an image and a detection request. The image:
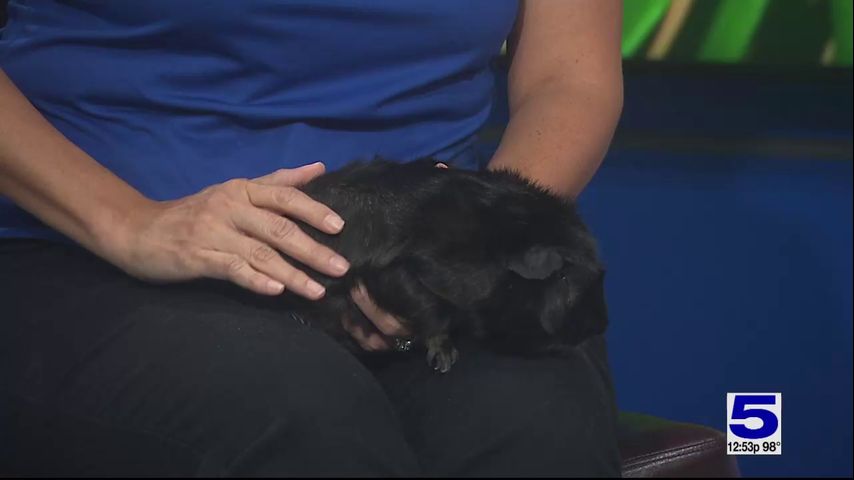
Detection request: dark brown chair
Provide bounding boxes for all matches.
[618,412,741,477]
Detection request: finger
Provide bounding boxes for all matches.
[253,162,325,187]
[212,227,326,299]
[198,250,286,296]
[351,283,410,337]
[245,182,345,234]
[232,207,349,278]
[435,162,449,169]
[342,313,391,352]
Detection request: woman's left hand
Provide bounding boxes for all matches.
[344,283,410,351]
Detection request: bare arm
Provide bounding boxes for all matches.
[0,69,149,259]
[489,0,624,198]
[0,69,348,298]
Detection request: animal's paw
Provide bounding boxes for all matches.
[425,335,458,373]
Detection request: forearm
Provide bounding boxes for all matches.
[488,81,623,198]
[0,69,151,258]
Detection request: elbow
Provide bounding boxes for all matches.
[610,75,624,124]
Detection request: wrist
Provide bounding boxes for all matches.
[87,192,160,267]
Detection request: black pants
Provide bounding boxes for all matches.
[0,239,620,477]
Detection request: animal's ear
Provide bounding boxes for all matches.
[507,245,565,280]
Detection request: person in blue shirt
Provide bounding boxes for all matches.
[0,1,623,476]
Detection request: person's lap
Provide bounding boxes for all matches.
[370,334,619,477]
[0,239,620,476]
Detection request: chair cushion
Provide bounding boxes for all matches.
[618,412,740,478]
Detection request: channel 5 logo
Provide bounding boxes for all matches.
[726,393,782,455]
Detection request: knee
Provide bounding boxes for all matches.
[507,384,620,477]
[125,305,415,474]
[407,346,620,476]
[486,354,620,475]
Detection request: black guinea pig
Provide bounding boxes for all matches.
[284,158,607,372]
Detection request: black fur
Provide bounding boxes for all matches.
[285,158,607,372]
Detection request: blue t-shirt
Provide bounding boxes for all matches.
[0,0,517,240]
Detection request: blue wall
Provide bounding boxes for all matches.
[584,151,852,477]
[482,65,853,477]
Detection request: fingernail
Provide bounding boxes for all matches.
[329,255,350,274]
[324,214,345,232]
[306,280,326,298]
[370,335,390,351]
[354,285,372,303]
[267,280,285,293]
